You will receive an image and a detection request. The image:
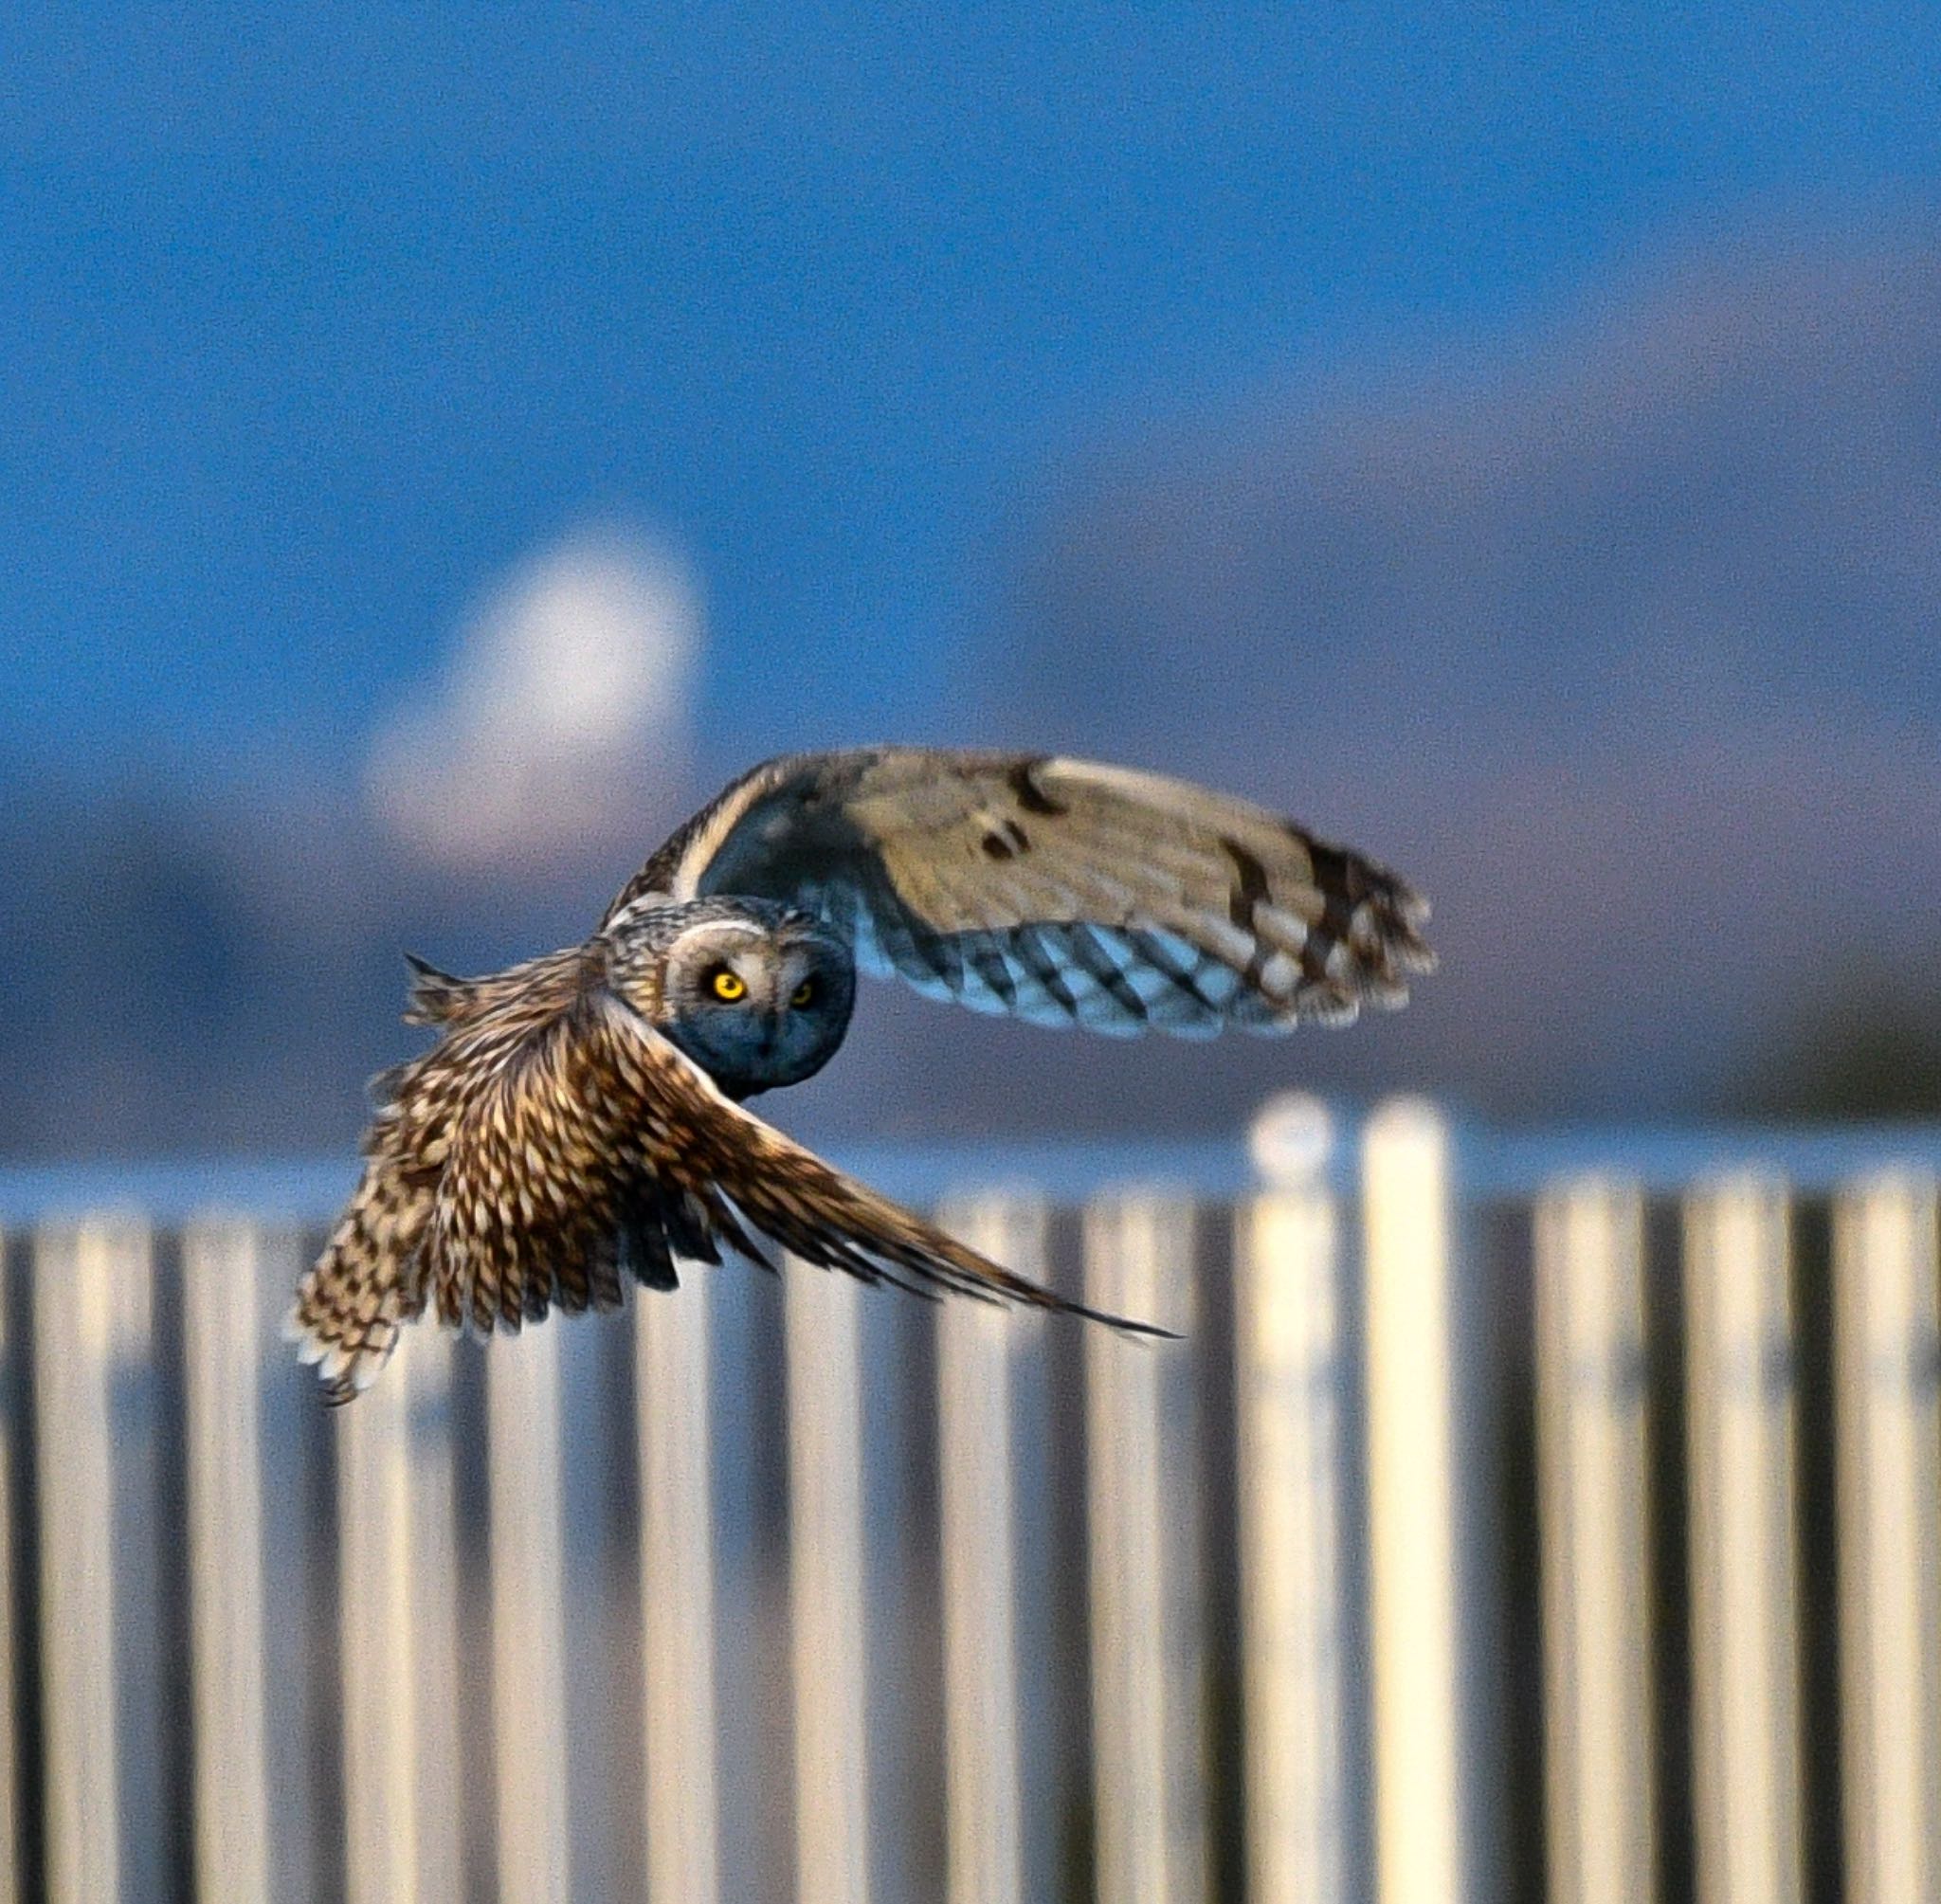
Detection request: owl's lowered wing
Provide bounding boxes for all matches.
[605,748,1435,1035]
[407,973,1159,1357]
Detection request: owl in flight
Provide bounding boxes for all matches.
[290,749,1435,1398]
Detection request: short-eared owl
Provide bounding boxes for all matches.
[290,749,1435,1397]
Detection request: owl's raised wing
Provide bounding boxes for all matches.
[605,748,1435,1036]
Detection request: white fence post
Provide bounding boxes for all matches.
[488,1325,572,1904]
[1361,1098,1470,1904]
[1684,1175,1803,1904]
[16,1128,1941,1904]
[336,1329,464,1904]
[336,1341,424,1904]
[408,1334,464,1904]
[934,1194,1043,1904]
[1533,1178,1657,1904]
[1235,1097,1350,1904]
[33,1218,151,1904]
[638,1278,720,1904]
[1083,1191,1205,1904]
[786,1260,872,1904]
[181,1217,273,1904]
[1834,1171,1941,1904]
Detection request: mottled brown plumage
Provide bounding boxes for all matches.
[290,747,1435,1397]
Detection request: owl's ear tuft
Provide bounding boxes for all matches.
[401,953,476,1026]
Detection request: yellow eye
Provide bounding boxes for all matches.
[791,979,816,1007]
[711,969,747,1002]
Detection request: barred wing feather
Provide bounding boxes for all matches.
[289,963,1165,1399]
[607,748,1435,1035]
[425,988,1164,1340]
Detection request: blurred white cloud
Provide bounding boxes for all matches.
[365,528,701,869]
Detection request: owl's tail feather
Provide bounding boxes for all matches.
[283,1152,433,1405]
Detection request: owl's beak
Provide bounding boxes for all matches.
[761,1003,789,1056]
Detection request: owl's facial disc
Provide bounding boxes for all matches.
[655,912,855,1098]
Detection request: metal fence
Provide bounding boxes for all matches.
[0,1097,1938,1903]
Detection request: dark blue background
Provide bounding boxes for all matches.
[5,6,1939,1154]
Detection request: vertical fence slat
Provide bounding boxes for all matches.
[488,1326,571,1904]
[1362,1098,1468,1904]
[253,1234,333,1904]
[336,1330,463,1904]
[337,1343,423,1904]
[181,1218,272,1904]
[638,1278,720,1904]
[1533,1178,1657,1904]
[1083,1192,1205,1904]
[20,1122,1941,1904]
[408,1334,464,1904]
[934,1195,1041,1904]
[1684,1174,1803,1904]
[787,1261,871,1904]
[34,1219,149,1904]
[1235,1133,1349,1904]
[1834,1171,1941,1904]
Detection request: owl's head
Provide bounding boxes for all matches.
[608,899,856,1099]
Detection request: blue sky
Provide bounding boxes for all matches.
[7,3,1940,792]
